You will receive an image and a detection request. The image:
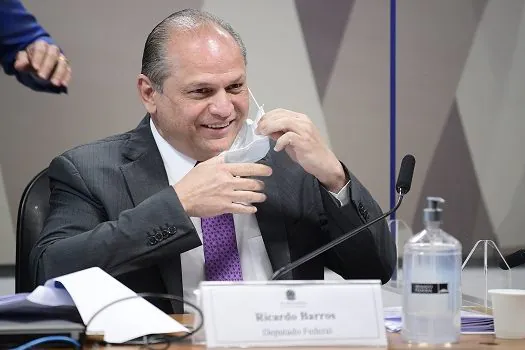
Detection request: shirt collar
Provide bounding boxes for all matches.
[150,118,197,185]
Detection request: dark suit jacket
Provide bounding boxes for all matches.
[30,116,396,313]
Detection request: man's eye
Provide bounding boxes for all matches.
[227,83,244,92]
[191,88,212,94]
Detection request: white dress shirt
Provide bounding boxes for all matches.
[150,119,350,305]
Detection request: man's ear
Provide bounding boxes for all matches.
[137,74,158,115]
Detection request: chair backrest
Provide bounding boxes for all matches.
[16,168,50,293]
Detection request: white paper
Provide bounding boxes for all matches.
[384,306,494,334]
[27,285,75,307]
[48,267,188,343]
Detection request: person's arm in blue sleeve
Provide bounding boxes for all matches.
[0,0,70,93]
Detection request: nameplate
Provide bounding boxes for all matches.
[198,280,386,348]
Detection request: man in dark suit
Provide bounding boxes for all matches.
[30,9,396,313]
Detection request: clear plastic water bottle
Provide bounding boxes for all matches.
[401,197,462,344]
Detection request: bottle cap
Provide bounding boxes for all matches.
[424,196,445,222]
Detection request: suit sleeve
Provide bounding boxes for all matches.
[0,0,66,93]
[319,164,397,284]
[29,155,201,285]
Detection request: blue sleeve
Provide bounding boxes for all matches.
[0,0,66,93]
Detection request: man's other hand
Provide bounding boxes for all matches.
[256,108,347,193]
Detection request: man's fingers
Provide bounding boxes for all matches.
[13,51,31,71]
[227,163,272,177]
[274,131,300,152]
[50,56,68,86]
[232,190,267,204]
[229,203,258,215]
[234,178,265,192]
[204,154,225,165]
[37,44,60,79]
[61,65,72,86]
[27,40,47,71]
[258,109,308,126]
[268,131,284,141]
[257,115,307,136]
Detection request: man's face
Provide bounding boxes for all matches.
[150,26,249,161]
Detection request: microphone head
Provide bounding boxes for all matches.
[396,154,416,195]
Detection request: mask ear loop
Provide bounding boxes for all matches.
[248,88,260,110]
[248,88,264,124]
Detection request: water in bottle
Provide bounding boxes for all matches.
[402,197,462,345]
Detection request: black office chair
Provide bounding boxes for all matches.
[15,168,50,293]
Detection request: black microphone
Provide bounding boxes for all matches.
[499,249,525,270]
[271,154,416,280]
[396,154,415,194]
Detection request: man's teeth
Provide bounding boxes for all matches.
[205,122,230,129]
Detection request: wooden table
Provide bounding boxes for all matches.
[80,315,525,350]
[82,335,525,350]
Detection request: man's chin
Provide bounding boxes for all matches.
[198,141,235,161]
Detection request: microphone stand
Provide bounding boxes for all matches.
[271,190,406,280]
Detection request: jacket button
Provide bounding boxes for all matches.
[148,237,157,245]
[155,232,163,241]
[358,202,368,221]
[168,226,177,235]
[162,229,169,239]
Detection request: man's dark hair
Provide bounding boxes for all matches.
[141,9,247,92]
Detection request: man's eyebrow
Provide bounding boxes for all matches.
[185,81,212,89]
[185,75,246,89]
[230,75,246,83]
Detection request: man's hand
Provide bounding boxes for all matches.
[13,40,71,87]
[173,156,272,218]
[256,108,347,193]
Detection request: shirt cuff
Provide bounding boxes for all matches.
[327,180,351,207]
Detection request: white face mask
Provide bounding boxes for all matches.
[222,89,270,163]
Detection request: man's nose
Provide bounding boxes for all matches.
[209,90,234,118]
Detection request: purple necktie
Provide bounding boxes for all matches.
[201,213,243,281]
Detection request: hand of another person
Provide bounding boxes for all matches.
[13,39,71,87]
[256,108,347,193]
[173,155,272,218]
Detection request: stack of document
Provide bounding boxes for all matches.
[384,306,494,334]
[0,267,188,343]
[0,285,78,320]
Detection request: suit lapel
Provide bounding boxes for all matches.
[119,116,183,304]
[255,152,292,279]
[119,116,169,206]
